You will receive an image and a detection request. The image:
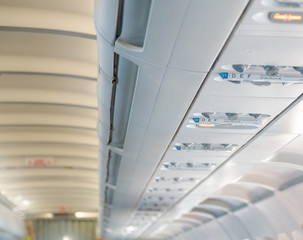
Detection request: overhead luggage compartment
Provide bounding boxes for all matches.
[95,0,250,238]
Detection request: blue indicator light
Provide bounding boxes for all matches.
[163,163,170,168]
[219,72,229,79]
[192,118,200,123]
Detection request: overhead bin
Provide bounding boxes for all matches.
[95,0,251,237]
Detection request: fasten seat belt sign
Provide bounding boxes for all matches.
[269,11,303,23]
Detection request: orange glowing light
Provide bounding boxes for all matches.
[273,13,302,21]
[198,123,215,128]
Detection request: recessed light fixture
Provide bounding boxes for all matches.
[22,200,30,206]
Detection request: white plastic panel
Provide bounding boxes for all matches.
[216,5,303,67]
[111,69,206,226]
[97,36,114,78]
[277,184,303,229]
[94,0,119,43]
[111,62,167,191]
[267,100,303,134]
[168,0,249,72]
[231,133,298,163]
[239,164,303,190]
[235,205,276,239]
[115,0,190,66]
[217,213,251,240]
[200,220,231,240]
[255,196,300,237]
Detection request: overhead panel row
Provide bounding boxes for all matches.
[142,0,303,239]
[95,0,249,238]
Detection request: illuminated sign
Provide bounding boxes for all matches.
[26,157,53,167]
[269,11,303,23]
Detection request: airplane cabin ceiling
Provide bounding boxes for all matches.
[0,0,303,239]
[0,0,98,216]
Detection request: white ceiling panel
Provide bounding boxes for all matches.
[0,74,97,107]
[267,99,303,134]
[0,0,98,220]
[231,133,298,163]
